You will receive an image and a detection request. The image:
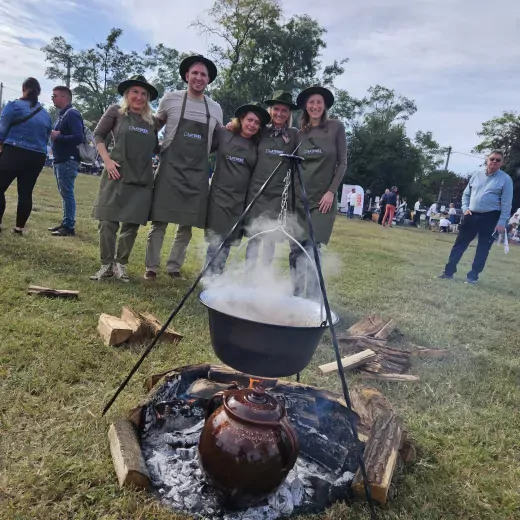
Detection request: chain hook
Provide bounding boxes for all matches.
[277,167,292,229]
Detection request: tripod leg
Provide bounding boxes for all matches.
[294,159,378,520]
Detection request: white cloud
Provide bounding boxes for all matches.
[104,0,520,173]
[0,0,79,104]
[3,0,519,174]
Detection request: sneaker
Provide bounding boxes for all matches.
[143,270,157,281]
[114,263,130,283]
[52,227,75,237]
[90,264,114,281]
[12,227,24,235]
[48,224,63,232]
[437,273,454,280]
[465,278,478,285]
[167,271,182,279]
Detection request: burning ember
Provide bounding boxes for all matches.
[137,367,361,519]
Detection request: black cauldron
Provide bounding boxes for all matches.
[200,288,339,377]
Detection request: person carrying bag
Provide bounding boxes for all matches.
[0,77,52,235]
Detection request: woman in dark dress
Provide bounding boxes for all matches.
[91,75,159,282]
[205,103,270,275]
[243,91,299,267]
[290,86,347,298]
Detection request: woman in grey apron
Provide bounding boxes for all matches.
[290,86,347,299]
[205,103,270,275]
[243,91,299,267]
[91,75,158,282]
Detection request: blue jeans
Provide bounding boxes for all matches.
[54,160,79,229]
[348,204,355,218]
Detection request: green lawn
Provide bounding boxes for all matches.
[1,169,519,520]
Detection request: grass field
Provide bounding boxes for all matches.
[1,169,519,520]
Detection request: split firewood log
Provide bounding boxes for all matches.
[318,350,377,375]
[108,418,151,489]
[345,315,386,337]
[352,412,404,504]
[27,285,79,299]
[98,314,133,346]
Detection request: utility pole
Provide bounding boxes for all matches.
[437,146,452,204]
[443,146,452,171]
[0,82,3,115]
[66,57,72,88]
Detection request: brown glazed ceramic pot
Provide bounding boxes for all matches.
[198,387,299,508]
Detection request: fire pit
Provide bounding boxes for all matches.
[114,364,368,519]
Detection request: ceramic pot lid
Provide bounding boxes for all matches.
[224,387,285,424]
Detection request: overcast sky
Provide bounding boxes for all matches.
[1,0,519,174]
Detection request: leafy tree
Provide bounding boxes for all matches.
[343,86,419,191]
[42,29,147,124]
[359,85,417,127]
[414,131,448,177]
[192,0,342,120]
[143,44,189,99]
[345,117,423,201]
[420,169,467,206]
[474,111,520,211]
[329,89,363,128]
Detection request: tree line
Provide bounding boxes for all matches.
[41,0,518,209]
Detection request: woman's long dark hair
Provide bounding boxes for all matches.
[300,96,329,132]
[22,77,41,107]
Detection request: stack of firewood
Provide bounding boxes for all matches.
[319,315,449,382]
[98,306,183,347]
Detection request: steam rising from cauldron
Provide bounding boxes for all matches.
[201,215,342,324]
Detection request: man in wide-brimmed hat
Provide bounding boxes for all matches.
[144,54,223,281]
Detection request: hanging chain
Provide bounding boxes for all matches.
[277,167,292,229]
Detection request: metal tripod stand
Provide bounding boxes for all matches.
[102,151,378,520]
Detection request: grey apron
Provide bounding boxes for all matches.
[245,127,298,234]
[205,131,257,244]
[92,113,155,225]
[294,132,338,245]
[150,92,210,227]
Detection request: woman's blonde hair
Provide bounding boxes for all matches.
[267,105,293,128]
[119,88,154,125]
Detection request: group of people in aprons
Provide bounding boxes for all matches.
[90,54,347,297]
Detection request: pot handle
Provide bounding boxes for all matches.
[205,391,226,421]
[278,417,299,472]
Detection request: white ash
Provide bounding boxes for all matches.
[142,420,354,520]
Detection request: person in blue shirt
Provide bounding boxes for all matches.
[0,77,52,235]
[439,149,513,284]
[48,86,84,236]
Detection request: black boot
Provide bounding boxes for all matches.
[48,224,64,232]
[52,227,75,237]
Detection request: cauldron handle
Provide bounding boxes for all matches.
[278,417,299,472]
[205,391,226,421]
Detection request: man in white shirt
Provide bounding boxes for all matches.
[439,215,451,232]
[144,55,223,281]
[439,150,513,283]
[426,202,438,224]
[413,198,424,227]
[347,188,356,218]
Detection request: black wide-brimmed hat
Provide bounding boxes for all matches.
[296,85,334,109]
[263,90,298,110]
[179,54,218,84]
[118,75,158,101]
[234,102,271,127]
